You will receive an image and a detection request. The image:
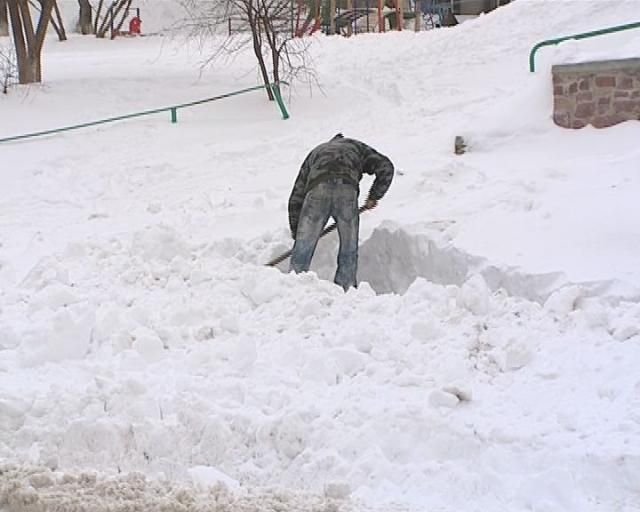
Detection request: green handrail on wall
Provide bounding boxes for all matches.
[529,21,640,72]
[0,82,290,144]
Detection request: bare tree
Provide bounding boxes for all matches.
[49,0,66,39]
[28,0,66,41]
[95,0,132,38]
[0,44,17,93]
[77,0,93,34]
[94,0,103,33]
[0,0,9,37]
[256,0,315,89]
[113,0,132,35]
[7,0,54,84]
[180,0,317,101]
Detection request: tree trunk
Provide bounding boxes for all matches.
[114,0,132,33]
[51,0,65,39]
[328,0,335,34]
[0,0,9,36]
[7,1,28,83]
[247,3,274,101]
[7,0,54,84]
[97,0,128,38]
[271,48,279,85]
[27,1,64,40]
[93,0,102,33]
[96,0,112,37]
[77,0,92,34]
[22,52,40,81]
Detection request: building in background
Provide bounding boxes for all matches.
[453,0,512,16]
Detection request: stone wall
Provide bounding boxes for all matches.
[552,58,640,129]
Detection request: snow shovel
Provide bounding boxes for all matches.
[266,203,374,267]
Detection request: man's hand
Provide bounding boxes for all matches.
[364,198,378,210]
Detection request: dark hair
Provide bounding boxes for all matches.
[331,133,344,140]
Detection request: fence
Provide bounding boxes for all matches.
[0,83,289,144]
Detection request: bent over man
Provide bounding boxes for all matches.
[288,133,394,290]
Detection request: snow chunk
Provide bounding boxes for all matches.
[29,472,55,489]
[494,343,534,372]
[458,274,490,315]
[19,309,94,367]
[131,327,165,362]
[610,306,640,342]
[504,346,533,371]
[270,414,309,459]
[576,297,609,329]
[242,273,285,306]
[131,225,189,262]
[612,322,640,342]
[442,384,473,402]
[31,283,82,311]
[544,285,582,316]
[330,348,367,378]
[324,482,351,499]
[429,389,460,408]
[0,398,28,430]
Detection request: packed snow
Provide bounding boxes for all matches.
[2,1,640,511]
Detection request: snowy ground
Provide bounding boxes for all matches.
[2,1,640,511]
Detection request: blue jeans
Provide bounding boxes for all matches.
[290,179,359,290]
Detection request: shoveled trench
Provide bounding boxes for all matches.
[274,222,614,304]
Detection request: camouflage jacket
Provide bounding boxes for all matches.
[288,135,394,236]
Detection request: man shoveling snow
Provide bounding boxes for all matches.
[287,133,394,290]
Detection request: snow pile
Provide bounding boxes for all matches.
[0,464,364,512]
[1,224,640,511]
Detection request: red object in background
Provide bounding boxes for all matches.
[129,16,142,35]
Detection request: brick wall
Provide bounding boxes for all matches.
[552,58,640,129]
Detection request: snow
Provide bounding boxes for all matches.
[2,0,640,511]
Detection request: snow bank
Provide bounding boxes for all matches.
[1,224,640,511]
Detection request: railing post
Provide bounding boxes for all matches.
[529,43,541,72]
[270,83,290,120]
[170,107,177,123]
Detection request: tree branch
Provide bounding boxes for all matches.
[18,0,36,50]
[34,0,54,53]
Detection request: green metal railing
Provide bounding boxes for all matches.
[529,21,640,72]
[0,82,289,144]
